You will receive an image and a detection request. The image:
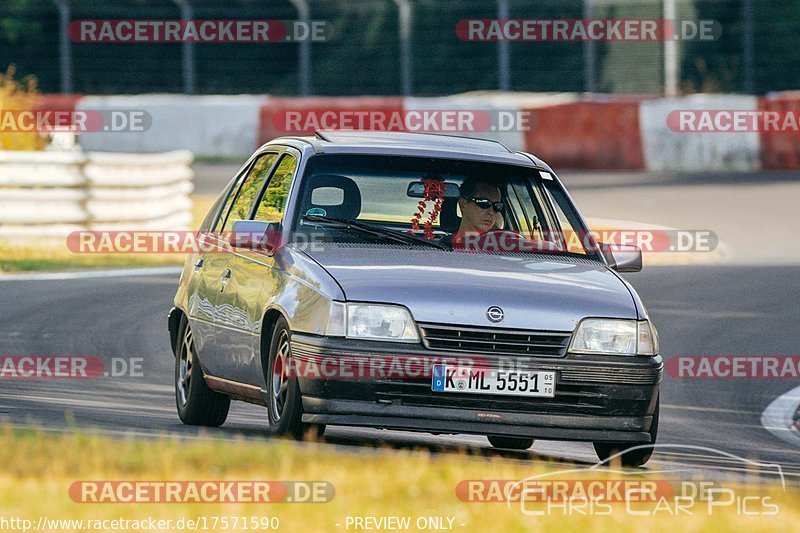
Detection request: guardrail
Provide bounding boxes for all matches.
[0,149,194,238]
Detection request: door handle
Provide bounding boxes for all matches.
[193,258,204,272]
[220,268,232,292]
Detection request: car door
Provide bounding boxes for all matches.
[222,150,300,386]
[211,151,282,382]
[185,167,249,375]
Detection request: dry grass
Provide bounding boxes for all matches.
[0,427,796,532]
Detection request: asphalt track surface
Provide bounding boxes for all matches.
[1,264,799,484]
[1,167,798,485]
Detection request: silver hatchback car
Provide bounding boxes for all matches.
[168,131,662,466]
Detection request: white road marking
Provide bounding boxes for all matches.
[761,384,800,447]
[0,267,182,281]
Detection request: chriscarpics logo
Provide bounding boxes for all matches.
[485,445,786,517]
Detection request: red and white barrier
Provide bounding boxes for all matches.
[404,93,576,152]
[522,96,647,170]
[258,96,404,143]
[758,91,800,170]
[30,92,800,171]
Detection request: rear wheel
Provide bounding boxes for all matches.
[487,436,535,450]
[265,317,322,439]
[174,315,230,426]
[593,395,659,467]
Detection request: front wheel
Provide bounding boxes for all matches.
[174,315,230,426]
[265,317,321,439]
[593,395,659,467]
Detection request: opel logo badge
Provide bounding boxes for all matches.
[486,306,504,323]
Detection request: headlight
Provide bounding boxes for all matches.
[329,303,419,343]
[569,319,658,356]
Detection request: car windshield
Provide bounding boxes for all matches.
[292,154,597,258]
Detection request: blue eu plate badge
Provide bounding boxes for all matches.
[431,364,445,391]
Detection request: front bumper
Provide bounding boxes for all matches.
[291,333,662,443]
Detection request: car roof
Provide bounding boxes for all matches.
[264,130,548,168]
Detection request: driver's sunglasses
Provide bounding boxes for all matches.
[464,196,504,213]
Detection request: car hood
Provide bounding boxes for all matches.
[301,244,638,332]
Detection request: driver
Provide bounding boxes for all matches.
[450,177,504,248]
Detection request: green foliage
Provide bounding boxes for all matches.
[256,156,296,222]
[0,64,44,150]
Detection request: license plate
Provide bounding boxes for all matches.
[431,365,555,398]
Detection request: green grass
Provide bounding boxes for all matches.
[0,427,795,532]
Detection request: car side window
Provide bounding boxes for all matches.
[200,187,229,233]
[540,186,587,255]
[213,179,243,233]
[219,153,280,232]
[254,154,297,223]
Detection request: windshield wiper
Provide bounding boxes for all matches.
[302,214,447,250]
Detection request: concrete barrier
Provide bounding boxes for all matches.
[0,149,194,237]
[639,94,761,171]
[0,150,86,186]
[77,94,266,158]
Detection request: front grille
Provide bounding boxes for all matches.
[418,323,571,357]
[376,382,611,411]
[560,366,663,385]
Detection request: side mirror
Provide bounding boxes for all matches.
[599,242,642,272]
[231,220,282,254]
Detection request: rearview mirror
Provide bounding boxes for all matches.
[231,220,282,254]
[407,181,461,198]
[599,243,642,272]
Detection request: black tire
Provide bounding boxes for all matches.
[174,315,230,426]
[265,317,320,439]
[593,395,659,467]
[487,436,535,450]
